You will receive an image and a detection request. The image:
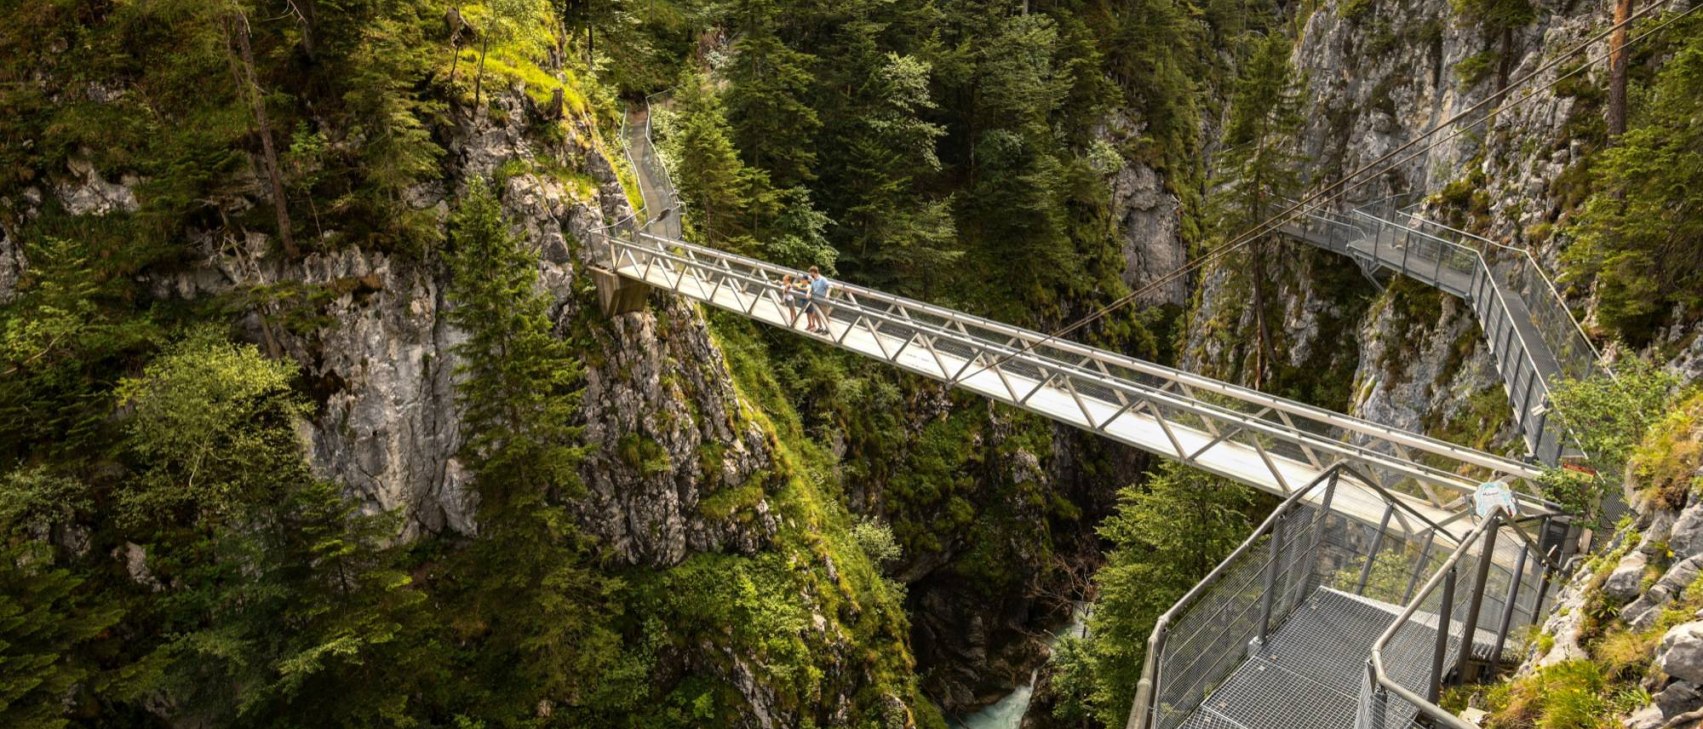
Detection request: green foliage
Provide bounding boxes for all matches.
[724,0,821,189]
[1456,50,1501,87]
[1067,463,1261,728]
[101,330,432,726]
[1541,359,1686,527]
[0,235,156,463]
[1481,660,1646,728]
[852,517,903,566]
[1450,0,1537,33]
[1563,13,1703,344]
[443,178,619,717]
[1550,359,1686,485]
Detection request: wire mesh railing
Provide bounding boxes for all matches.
[1361,509,1564,729]
[607,232,1555,518]
[1282,202,1576,464]
[1130,466,1560,729]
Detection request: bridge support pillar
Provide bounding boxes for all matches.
[591,267,649,316]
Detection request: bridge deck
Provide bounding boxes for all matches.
[613,244,1539,546]
[1281,215,1574,464]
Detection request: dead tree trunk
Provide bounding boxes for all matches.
[225,9,300,259]
[1607,0,1632,139]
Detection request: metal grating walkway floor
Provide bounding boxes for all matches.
[1179,588,1424,729]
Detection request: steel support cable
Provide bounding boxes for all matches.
[955,0,1690,387]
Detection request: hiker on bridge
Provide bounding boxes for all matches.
[780,274,809,328]
[805,266,833,335]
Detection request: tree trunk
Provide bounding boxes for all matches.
[1607,0,1632,139]
[226,9,300,259]
[289,0,316,61]
[474,33,490,109]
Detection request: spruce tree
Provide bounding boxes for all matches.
[112,329,428,726]
[1076,463,1258,728]
[674,69,757,247]
[725,0,821,189]
[443,178,617,717]
[1210,34,1303,388]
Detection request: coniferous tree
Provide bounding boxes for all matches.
[725,0,821,189]
[443,179,617,717]
[1066,463,1258,728]
[112,329,427,726]
[0,469,122,729]
[1210,34,1303,388]
[1565,15,1703,345]
[831,52,959,295]
[673,69,758,248]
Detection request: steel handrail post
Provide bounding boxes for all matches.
[1256,509,1289,646]
[1357,505,1397,595]
[1372,515,1503,729]
[1456,517,1501,682]
[1427,564,1458,703]
[1490,544,1529,664]
[1403,534,1436,604]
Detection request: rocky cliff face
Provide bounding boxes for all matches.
[1518,397,1703,727]
[36,87,780,561]
[1183,0,1611,441]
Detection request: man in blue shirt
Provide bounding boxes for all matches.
[806,266,832,335]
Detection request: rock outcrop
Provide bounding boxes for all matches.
[121,88,779,563]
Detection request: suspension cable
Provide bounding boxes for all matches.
[952,0,1691,383]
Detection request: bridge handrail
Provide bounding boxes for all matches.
[1363,515,1499,729]
[1363,213,1558,396]
[1129,465,1472,729]
[1315,208,1564,462]
[1385,211,1605,382]
[641,89,684,216]
[1362,506,1564,729]
[625,231,1547,493]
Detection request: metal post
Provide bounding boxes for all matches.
[1404,532,1436,604]
[1490,544,1529,666]
[1428,565,1458,703]
[1365,661,1387,729]
[1128,626,1168,729]
[1257,509,1288,647]
[1357,505,1396,596]
[1456,516,1501,682]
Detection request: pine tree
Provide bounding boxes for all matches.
[0,469,122,729]
[725,0,821,189]
[674,69,757,247]
[832,52,959,295]
[443,178,617,717]
[1076,463,1258,728]
[1210,34,1303,388]
[1566,15,1703,344]
[112,329,429,726]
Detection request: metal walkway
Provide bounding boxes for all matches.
[1131,468,1559,729]
[600,99,1552,539]
[609,231,1550,536]
[604,100,1569,729]
[1279,205,1603,465]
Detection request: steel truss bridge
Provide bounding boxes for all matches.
[601,101,1598,729]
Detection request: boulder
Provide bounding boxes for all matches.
[1658,623,1703,684]
[1625,555,1703,631]
[1669,502,1703,560]
[1606,550,1650,604]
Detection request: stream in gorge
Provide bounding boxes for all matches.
[950,604,1090,729]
